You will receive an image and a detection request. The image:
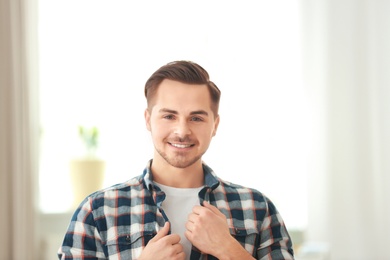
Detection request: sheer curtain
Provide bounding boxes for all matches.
[0,0,39,259]
[301,0,390,259]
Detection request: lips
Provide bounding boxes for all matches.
[169,143,194,148]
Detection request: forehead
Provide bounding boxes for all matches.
[152,79,213,112]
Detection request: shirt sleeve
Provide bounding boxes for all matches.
[58,198,107,259]
[257,197,294,260]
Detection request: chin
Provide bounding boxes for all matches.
[166,156,202,169]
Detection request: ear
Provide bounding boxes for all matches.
[144,108,151,131]
[212,115,220,137]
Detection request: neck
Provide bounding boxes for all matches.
[151,158,204,188]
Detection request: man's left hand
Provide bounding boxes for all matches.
[185,201,233,256]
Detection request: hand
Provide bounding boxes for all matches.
[139,222,185,260]
[185,201,233,256]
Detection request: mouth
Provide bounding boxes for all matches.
[169,142,194,149]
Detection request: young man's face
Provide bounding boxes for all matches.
[145,79,219,169]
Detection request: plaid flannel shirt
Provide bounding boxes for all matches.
[58,160,294,259]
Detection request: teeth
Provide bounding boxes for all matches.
[171,143,191,148]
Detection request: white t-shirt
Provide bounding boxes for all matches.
[154,182,203,259]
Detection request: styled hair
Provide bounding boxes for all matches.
[144,60,221,116]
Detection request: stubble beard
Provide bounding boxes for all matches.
[155,147,204,169]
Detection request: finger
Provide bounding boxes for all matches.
[151,221,170,241]
[191,204,205,215]
[176,251,186,260]
[172,241,184,252]
[185,219,193,232]
[187,209,198,219]
[165,233,181,245]
[203,201,224,216]
[187,214,197,223]
[191,203,217,218]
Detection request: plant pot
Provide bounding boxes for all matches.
[69,158,105,209]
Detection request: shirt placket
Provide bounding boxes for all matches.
[152,186,171,233]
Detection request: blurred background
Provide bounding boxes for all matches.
[1,0,389,259]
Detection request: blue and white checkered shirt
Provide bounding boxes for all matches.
[58,160,294,259]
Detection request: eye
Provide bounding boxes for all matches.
[163,114,175,120]
[191,116,203,122]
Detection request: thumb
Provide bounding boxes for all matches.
[151,221,170,241]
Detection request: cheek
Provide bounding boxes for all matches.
[150,122,170,138]
[198,129,215,142]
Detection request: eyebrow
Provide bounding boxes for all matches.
[158,108,209,116]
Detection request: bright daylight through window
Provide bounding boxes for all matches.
[39,0,309,231]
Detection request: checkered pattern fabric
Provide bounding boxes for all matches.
[58,160,294,259]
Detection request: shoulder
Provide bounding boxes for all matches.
[212,178,283,221]
[97,174,144,195]
[74,174,145,215]
[70,174,148,230]
[215,178,269,204]
[202,163,269,205]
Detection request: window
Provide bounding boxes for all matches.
[39,0,308,230]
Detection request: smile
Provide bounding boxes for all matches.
[170,143,193,148]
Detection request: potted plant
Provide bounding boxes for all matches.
[69,126,105,209]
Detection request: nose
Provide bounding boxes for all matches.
[173,120,191,137]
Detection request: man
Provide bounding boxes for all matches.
[58,60,294,259]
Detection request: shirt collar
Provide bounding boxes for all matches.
[143,159,220,191]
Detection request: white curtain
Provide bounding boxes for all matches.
[0,0,39,259]
[301,0,390,259]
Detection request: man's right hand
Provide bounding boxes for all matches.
[138,222,185,260]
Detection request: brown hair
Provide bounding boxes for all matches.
[144,60,221,116]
